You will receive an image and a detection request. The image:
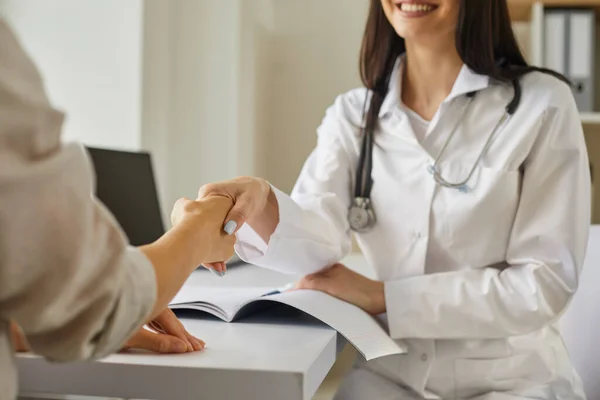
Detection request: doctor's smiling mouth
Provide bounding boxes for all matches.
[392,0,439,17]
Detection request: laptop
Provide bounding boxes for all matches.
[86,147,242,266]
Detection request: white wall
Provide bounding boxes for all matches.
[143,0,368,201]
[0,0,275,221]
[239,0,275,179]
[165,0,241,204]
[141,0,173,216]
[0,0,367,213]
[265,0,368,192]
[142,0,275,215]
[0,0,144,151]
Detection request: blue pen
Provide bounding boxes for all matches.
[261,283,294,297]
[261,290,281,297]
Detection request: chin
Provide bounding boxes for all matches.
[382,0,455,41]
[390,22,426,40]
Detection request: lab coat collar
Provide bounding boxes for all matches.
[378,55,490,117]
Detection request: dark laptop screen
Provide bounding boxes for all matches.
[87,147,165,246]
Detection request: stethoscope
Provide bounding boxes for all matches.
[348,78,522,233]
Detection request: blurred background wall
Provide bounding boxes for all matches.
[0,0,368,222]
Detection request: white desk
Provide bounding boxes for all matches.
[17,254,370,400]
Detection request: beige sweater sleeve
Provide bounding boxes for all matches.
[0,19,157,361]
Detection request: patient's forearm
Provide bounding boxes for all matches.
[141,196,236,320]
[140,223,209,320]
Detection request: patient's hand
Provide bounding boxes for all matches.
[169,195,236,266]
[11,310,204,355]
[122,309,204,354]
[10,321,27,352]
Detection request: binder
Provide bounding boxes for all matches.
[544,11,566,73]
[543,9,595,112]
[568,10,595,112]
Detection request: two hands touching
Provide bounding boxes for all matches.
[148,176,387,353]
[12,186,244,356]
[197,177,387,316]
[12,176,385,356]
[170,176,272,276]
[119,180,272,354]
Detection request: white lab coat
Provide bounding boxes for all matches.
[235,58,590,400]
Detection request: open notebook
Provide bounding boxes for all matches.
[169,285,407,361]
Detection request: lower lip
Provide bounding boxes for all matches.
[395,4,437,18]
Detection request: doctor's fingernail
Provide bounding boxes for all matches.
[224,221,237,235]
[217,270,226,277]
[209,268,221,277]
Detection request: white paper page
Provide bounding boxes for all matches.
[170,286,270,319]
[264,290,406,361]
[169,303,230,321]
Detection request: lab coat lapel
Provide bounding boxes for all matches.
[379,57,491,159]
[378,58,430,151]
[420,65,491,160]
[445,64,490,102]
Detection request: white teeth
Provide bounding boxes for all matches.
[400,3,434,12]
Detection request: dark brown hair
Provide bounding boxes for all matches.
[359,0,569,133]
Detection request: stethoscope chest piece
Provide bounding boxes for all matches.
[349,197,376,233]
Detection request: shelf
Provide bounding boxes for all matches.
[581,113,600,124]
[509,0,600,21]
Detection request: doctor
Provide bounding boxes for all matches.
[202,0,590,399]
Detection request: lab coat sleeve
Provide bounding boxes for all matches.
[0,19,156,361]
[384,85,591,340]
[235,94,356,275]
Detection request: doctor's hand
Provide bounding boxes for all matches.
[197,177,277,275]
[196,176,272,235]
[293,264,386,315]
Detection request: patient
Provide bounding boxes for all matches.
[0,18,235,399]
